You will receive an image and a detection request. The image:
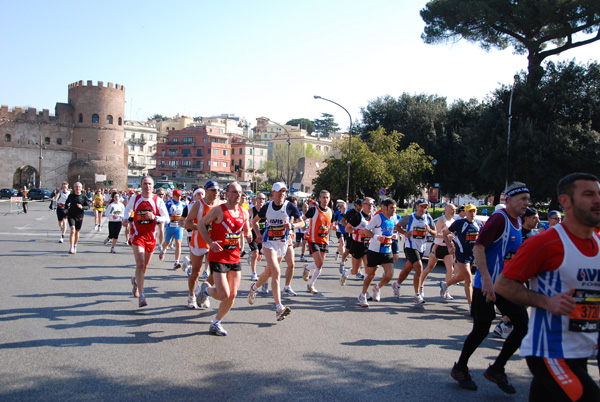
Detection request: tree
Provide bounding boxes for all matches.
[148,114,168,121]
[264,142,319,185]
[286,118,315,134]
[313,113,340,137]
[421,0,600,87]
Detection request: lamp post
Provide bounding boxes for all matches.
[313,95,352,203]
[431,158,437,217]
[505,75,518,190]
[266,119,291,189]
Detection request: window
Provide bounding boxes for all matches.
[131,156,135,164]
[106,115,113,124]
[239,148,243,155]
[248,159,252,168]
[5,134,11,142]
[56,138,62,145]
[203,137,207,142]
[196,161,203,169]
[207,161,211,167]
[43,137,50,145]
[249,148,253,155]
[183,137,193,144]
[92,114,99,123]
[238,159,242,167]
[181,149,190,157]
[181,160,191,167]
[118,117,122,125]
[223,161,228,168]
[161,149,165,157]
[172,172,176,178]
[172,137,178,143]
[139,145,144,152]
[196,149,203,157]
[168,160,177,167]
[130,145,135,151]
[78,114,83,123]
[214,149,219,155]
[223,150,228,156]
[169,149,177,157]
[260,150,264,156]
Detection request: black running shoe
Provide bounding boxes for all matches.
[484,365,516,394]
[451,362,477,391]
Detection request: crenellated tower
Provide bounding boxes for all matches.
[67,80,127,189]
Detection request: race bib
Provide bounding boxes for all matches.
[136,209,154,225]
[268,225,285,241]
[569,289,600,332]
[170,214,181,227]
[223,232,241,250]
[318,225,329,237]
[381,235,393,245]
[413,228,427,239]
[466,231,479,244]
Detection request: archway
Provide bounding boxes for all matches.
[13,165,38,189]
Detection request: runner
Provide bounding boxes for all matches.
[391,198,436,304]
[248,182,303,321]
[539,209,562,231]
[103,191,125,253]
[248,192,267,282]
[450,182,530,394]
[123,176,170,308]
[420,203,456,298]
[180,187,204,275]
[297,203,309,262]
[333,201,347,262]
[54,181,70,243]
[358,198,398,307]
[439,203,481,305]
[302,190,334,295]
[64,182,91,254]
[155,189,166,252]
[92,190,104,231]
[184,181,221,309]
[160,189,185,270]
[195,182,252,336]
[496,173,600,401]
[340,198,373,285]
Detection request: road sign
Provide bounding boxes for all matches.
[379,188,386,195]
[290,188,295,193]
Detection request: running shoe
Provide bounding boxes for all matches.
[443,291,454,300]
[340,269,349,286]
[493,321,514,339]
[250,272,258,282]
[187,295,198,309]
[299,255,308,262]
[197,281,210,307]
[414,294,425,304]
[358,293,369,308]
[451,363,477,391]
[355,272,365,280]
[98,226,102,232]
[94,224,98,231]
[307,284,318,294]
[276,306,291,321]
[392,282,401,298]
[159,249,165,261]
[110,248,116,254]
[200,270,209,280]
[202,298,210,309]
[260,283,269,294]
[335,252,340,261]
[173,261,181,270]
[183,256,191,276]
[283,287,297,297]
[338,262,345,274]
[209,321,228,336]
[59,236,64,243]
[439,281,448,298]
[138,294,148,308]
[420,286,425,297]
[302,264,310,281]
[248,283,257,305]
[169,243,175,250]
[372,285,381,302]
[483,365,516,394]
[131,277,139,298]
[69,246,75,254]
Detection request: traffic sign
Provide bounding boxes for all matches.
[379,188,386,195]
[290,188,295,193]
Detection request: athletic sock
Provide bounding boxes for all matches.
[309,268,321,286]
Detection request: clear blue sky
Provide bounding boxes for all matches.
[2,0,599,130]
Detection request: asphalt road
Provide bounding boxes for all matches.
[1,201,597,401]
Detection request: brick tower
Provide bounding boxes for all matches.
[67,80,127,189]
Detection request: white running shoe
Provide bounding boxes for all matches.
[276,306,291,321]
[110,247,116,254]
[250,272,258,282]
[197,282,210,306]
[392,282,401,298]
[98,226,102,232]
[493,321,514,339]
[300,255,308,262]
[307,284,317,294]
[187,295,198,309]
[59,236,64,244]
[69,246,75,254]
[358,293,369,307]
[183,256,191,276]
[159,249,165,261]
[260,283,269,294]
[302,265,310,282]
[200,270,209,280]
[414,293,425,304]
[248,283,257,305]
[283,287,297,297]
[372,285,381,302]
[439,281,448,298]
[209,321,227,336]
[335,252,340,261]
[420,286,425,297]
[340,269,349,286]
[202,298,210,309]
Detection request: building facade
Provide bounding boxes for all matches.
[124,121,158,187]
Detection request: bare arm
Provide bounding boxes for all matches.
[198,207,223,252]
[184,202,200,230]
[495,274,576,315]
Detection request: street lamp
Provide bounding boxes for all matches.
[431,158,437,217]
[505,75,519,190]
[313,95,352,203]
[266,119,291,189]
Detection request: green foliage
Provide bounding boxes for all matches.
[286,118,315,134]
[313,127,433,202]
[313,113,340,137]
[148,114,168,121]
[264,142,314,185]
[421,0,600,86]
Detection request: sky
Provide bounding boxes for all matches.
[2,0,599,131]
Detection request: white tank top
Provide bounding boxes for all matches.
[434,215,454,245]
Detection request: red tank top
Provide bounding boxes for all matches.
[208,204,246,264]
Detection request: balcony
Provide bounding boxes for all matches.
[128,162,147,168]
[128,138,147,145]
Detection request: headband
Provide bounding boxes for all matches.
[506,187,530,198]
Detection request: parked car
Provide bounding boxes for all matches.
[27,188,52,201]
[0,188,18,199]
